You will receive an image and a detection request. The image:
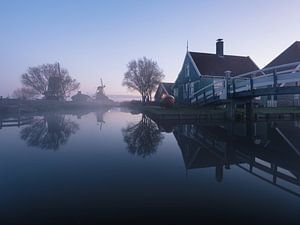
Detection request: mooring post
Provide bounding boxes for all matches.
[272,163,277,184]
[226,100,236,120]
[215,164,224,182]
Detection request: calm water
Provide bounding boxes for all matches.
[0,108,300,225]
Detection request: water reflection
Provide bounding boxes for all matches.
[96,110,105,132]
[122,115,164,157]
[170,120,300,196]
[20,114,79,150]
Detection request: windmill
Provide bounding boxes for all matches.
[96,78,108,101]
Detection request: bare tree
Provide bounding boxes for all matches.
[21,62,80,99]
[122,57,164,103]
[12,87,39,100]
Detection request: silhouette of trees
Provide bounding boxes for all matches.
[122,115,164,157]
[12,87,39,100]
[20,114,79,150]
[21,62,80,99]
[122,57,164,103]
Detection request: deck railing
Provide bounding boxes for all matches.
[190,61,300,104]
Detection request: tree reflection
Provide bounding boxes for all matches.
[20,114,79,150]
[122,115,164,157]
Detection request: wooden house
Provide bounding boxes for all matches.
[71,91,92,102]
[154,82,174,102]
[262,41,300,107]
[173,39,259,104]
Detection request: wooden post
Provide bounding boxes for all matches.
[273,69,277,88]
[273,69,278,106]
[272,164,277,184]
[215,164,224,182]
[250,76,254,91]
[232,79,236,93]
[245,100,254,121]
[226,101,236,120]
[224,71,232,100]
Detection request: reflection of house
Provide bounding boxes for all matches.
[262,41,300,107]
[71,91,92,102]
[154,82,174,102]
[173,39,259,103]
[173,121,300,194]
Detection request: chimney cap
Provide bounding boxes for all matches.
[217,38,223,42]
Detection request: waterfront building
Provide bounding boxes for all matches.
[262,41,300,107]
[71,91,92,102]
[154,82,174,102]
[172,39,259,104]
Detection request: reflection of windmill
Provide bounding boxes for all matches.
[96,110,106,132]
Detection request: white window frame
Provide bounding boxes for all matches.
[185,64,190,78]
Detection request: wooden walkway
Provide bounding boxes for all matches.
[0,116,33,129]
[191,61,300,105]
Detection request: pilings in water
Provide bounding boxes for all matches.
[225,101,236,120]
[245,100,254,121]
[225,99,254,121]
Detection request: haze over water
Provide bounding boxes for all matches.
[0,108,300,224]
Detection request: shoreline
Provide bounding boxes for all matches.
[0,99,119,115]
[2,99,300,122]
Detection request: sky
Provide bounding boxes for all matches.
[1,0,300,97]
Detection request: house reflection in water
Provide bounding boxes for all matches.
[169,120,300,196]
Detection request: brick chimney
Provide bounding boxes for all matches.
[216,39,224,57]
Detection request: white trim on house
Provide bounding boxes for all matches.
[188,51,202,77]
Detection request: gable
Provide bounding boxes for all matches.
[264,41,300,68]
[174,52,201,86]
[162,82,174,94]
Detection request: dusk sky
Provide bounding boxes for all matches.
[1,0,300,97]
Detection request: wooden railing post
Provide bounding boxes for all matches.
[232,78,236,93]
[224,71,232,99]
[250,76,254,91]
[273,69,277,88]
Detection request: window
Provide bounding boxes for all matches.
[173,88,178,97]
[185,64,190,78]
[184,83,189,98]
[190,82,194,96]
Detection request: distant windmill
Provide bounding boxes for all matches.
[45,62,63,100]
[95,78,108,101]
